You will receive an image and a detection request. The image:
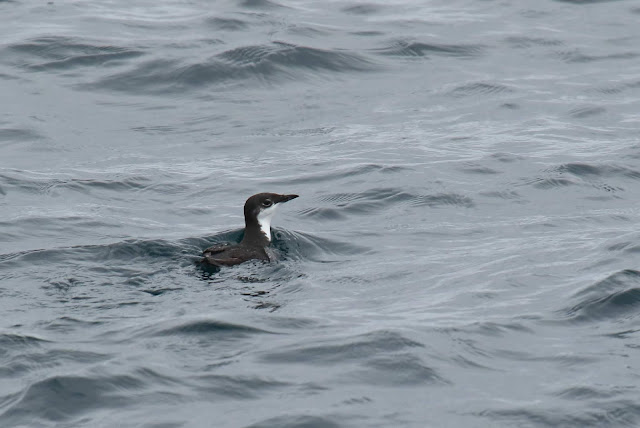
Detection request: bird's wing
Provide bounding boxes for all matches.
[203,243,232,255]
[203,254,244,266]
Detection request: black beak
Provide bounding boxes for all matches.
[277,194,299,203]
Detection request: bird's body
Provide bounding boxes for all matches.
[202,192,298,267]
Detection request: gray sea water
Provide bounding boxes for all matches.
[2,0,640,427]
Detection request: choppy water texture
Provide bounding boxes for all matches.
[1,0,640,427]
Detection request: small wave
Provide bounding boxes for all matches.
[342,3,384,15]
[1,349,109,377]
[267,163,409,185]
[0,237,192,271]
[352,353,448,386]
[559,270,640,322]
[505,36,563,48]
[192,373,290,400]
[0,127,44,142]
[374,39,484,58]
[313,188,473,216]
[526,177,578,189]
[491,152,523,163]
[0,333,48,353]
[459,163,501,175]
[272,229,371,262]
[554,385,623,400]
[150,319,275,337]
[557,49,639,63]
[6,36,143,72]
[219,42,374,73]
[239,0,287,9]
[1,374,142,423]
[555,0,626,4]
[0,170,168,197]
[556,162,640,180]
[86,42,376,94]
[477,402,640,427]
[259,330,423,364]
[569,106,607,118]
[205,17,249,31]
[448,82,514,97]
[245,415,342,428]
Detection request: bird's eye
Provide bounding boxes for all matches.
[262,199,273,207]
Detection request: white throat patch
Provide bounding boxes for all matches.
[257,204,279,241]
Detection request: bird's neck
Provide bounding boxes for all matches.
[242,217,270,246]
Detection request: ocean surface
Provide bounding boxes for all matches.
[1,0,640,427]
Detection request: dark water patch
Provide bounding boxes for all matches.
[595,85,623,95]
[0,334,47,357]
[491,348,596,367]
[206,17,249,31]
[448,82,514,97]
[88,42,375,94]
[374,39,483,58]
[316,188,473,215]
[219,42,375,73]
[351,30,385,36]
[0,128,44,143]
[342,3,384,15]
[240,0,287,9]
[140,287,183,296]
[477,403,639,427]
[352,354,448,386]
[412,193,474,208]
[260,330,423,364]
[480,190,522,200]
[500,102,519,109]
[245,415,344,428]
[608,241,640,254]
[569,106,607,118]
[274,126,336,136]
[271,229,371,263]
[42,316,104,332]
[1,349,109,377]
[286,25,331,38]
[459,163,501,175]
[269,163,409,185]
[548,162,640,187]
[0,171,156,196]
[193,374,289,400]
[245,415,346,428]
[555,162,603,177]
[0,71,20,80]
[6,36,144,71]
[555,0,625,3]
[297,207,349,221]
[560,270,640,322]
[491,152,523,163]
[0,238,190,271]
[558,49,639,63]
[151,319,276,337]
[505,36,563,48]
[555,386,625,400]
[605,328,640,339]
[1,374,142,423]
[466,321,534,337]
[528,177,577,189]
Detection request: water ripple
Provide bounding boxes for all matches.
[374,39,484,58]
[560,270,640,322]
[86,42,376,94]
[5,36,144,71]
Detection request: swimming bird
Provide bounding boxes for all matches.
[202,192,298,266]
